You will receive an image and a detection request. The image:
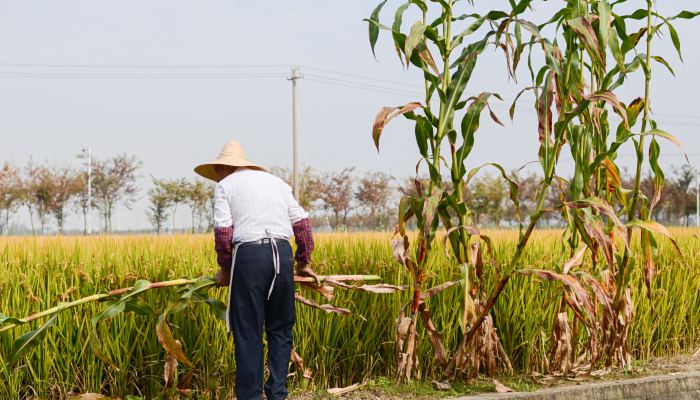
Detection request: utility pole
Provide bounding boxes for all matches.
[289,66,301,200]
[81,146,92,235]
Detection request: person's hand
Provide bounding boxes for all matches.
[215,267,231,287]
[296,264,321,286]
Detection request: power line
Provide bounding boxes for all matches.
[301,65,426,89]
[0,61,698,124]
[0,71,289,80]
[0,62,289,69]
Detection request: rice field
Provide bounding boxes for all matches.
[1,229,698,398]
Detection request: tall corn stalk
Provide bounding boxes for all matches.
[367,0,537,382]
[507,0,698,373]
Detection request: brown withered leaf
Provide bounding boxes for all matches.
[585,277,615,325]
[372,102,423,150]
[156,312,194,368]
[327,383,362,396]
[290,349,313,379]
[601,159,621,189]
[419,304,448,367]
[563,246,587,274]
[299,282,335,301]
[416,41,440,75]
[356,283,405,294]
[551,312,573,374]
[391,236,409,265]
[493,379,514,393]
[420,280,460,300]
[522,270,595,320]
[294,293,351,316]
[587,91,628,127]
[163,340,180,391]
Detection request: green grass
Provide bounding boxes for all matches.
[0,230,698,398]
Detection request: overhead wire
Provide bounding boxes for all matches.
[0,62,697,123]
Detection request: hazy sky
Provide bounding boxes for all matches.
[1,1,698,231]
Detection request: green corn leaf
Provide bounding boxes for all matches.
[438,35,490,141]
[511,0,533,15]
[648,138,664,186]
[607,17,625,73]
[8,315,57,366]
[368,0,388,59]
[0,312,23,327]
[651,55,675,76]
[597,0,612,56]
[640,129,688,162]
[414,115,432,158]
[665,20,683,61]
[458,93,502,170]
[405,21,428,64]
[392,2,412,65]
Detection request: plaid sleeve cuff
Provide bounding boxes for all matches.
[292,218,314,266]
[214,226,234,269]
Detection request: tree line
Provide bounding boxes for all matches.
[0,156,697,235]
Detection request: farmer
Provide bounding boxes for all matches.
[194,140,318,400]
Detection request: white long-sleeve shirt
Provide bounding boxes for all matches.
[213,168,309,243]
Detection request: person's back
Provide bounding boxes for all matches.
[216,168,299,243]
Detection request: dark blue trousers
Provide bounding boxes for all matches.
[229,239,295,400]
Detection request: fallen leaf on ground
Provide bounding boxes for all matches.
[493,379,514,393]
[327,383,362,396]
[431,380,452,390]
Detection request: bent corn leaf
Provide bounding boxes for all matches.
[8,315,58,366]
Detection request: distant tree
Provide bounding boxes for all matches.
[0,162,22,235]
[469,173,506,226]
[73,170,93,235]
[670,165,696,226]
[147,178,171,234]
[507,169,540,224]
[22,163,54,234]
[355,171,393,230]
[159,178,189,232]
[318,167,355,230]
[92,154,141,232]
[44,166,82,233]
[270,165,323,211]
[185,179,214,233]
[74,151,94,235]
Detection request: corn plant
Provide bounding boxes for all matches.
[507,0,698,373]
[366,0,544,382]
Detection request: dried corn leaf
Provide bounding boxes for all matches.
[420,280,460,300]
[563,246,587,274]
[290,349,313,379]
[299,282,335,301]
[294,293,350,316]
[419,304,447,367]
[356,283,405,293]
[552,312,573,374]
[523,269,595,320]
[327,383,362,396]
[163,340,180,390]
[493,379,514,393]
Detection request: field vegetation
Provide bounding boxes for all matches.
[1,231,697,398]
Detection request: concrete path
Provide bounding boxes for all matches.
[456,370,700,400]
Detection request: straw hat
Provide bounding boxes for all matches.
[194,140,266,181]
